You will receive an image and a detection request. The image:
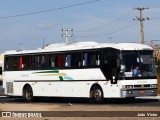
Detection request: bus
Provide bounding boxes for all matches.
[0,54,4,80]
[2,42,158,103]
[0,54,4,94]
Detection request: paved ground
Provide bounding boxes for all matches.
[0,96,160,120]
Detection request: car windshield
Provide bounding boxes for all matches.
[120,50,156,78]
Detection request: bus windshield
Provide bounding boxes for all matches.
[121,50,156,79]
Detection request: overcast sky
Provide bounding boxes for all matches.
[0,0,160,52]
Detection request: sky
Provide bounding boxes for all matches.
[0,0,160,52]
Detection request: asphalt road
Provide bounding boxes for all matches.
[0,96,159,119]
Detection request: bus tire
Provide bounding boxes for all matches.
[23,86,34,102]
[91,86,104,104]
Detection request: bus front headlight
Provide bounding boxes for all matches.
[150,84,157,88]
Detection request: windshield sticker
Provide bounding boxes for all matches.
[124,72,133,77]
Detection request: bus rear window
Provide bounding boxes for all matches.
[5,56,19,71]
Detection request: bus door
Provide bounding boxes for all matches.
[102,48,120,84]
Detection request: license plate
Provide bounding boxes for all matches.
[139,90,145,94]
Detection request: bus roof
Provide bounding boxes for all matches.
[4,42,153,55]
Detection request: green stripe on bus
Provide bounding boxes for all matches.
[59,76,63,81]
[33,70,59,74]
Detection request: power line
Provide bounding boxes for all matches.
[74,10,138,38]
[96,17,137,33]
[151,17,160,19]
[0,0,100,19]
[75,10,138,32]
[148,17,160,21]
[74,21,138,38]
[96,20,136,34]
[77,20,134,36]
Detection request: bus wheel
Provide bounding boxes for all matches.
[91,86,104,104]
[23,86,34,102]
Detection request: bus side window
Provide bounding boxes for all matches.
[88,52,97,66]
[19,56,23,69]
[4,57,9,70]
[97,54,100,65]
[6,57,19,70]
[51,58,55,67]
[65,54,71,67]
[65,53,81,67]
[29,56,33,69]
[83,51,100,66]
[49,55,55,68]
[57,54,63,67]
[40,55,48,69]
[32,56,40,69]
[83,53,88,66]
[72,53,81,67]
[21,56,33,70]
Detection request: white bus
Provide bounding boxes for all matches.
[2,42,157,103]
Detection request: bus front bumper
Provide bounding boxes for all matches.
[0,87,5,96]
[121,88,158,98]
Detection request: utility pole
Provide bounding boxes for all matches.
[134,7,149,44]
[61,28,73,44]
